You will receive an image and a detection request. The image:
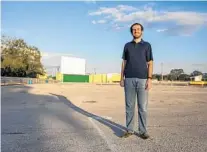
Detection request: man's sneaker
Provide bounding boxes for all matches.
[139,133,150,139]
[121,131,134,138]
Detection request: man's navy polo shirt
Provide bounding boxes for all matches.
[122,39,153,79]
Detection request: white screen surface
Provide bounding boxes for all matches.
[60,56,86,75]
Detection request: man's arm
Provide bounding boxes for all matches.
[120,44,127,86]
[146,43,154,79]
[147,60,153,79]
[121,60,127,81]
[146,43,153,90]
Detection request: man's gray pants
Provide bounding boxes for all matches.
[124,78,148,134]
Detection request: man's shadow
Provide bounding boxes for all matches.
[50,93,128,138]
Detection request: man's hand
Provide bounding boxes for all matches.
[120,79,124,87]
[145,79,152,90]
[120,60,126,88]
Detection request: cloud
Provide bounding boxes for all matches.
[97,20,106,24]
[84,0,96,4]
[89,7,123,17]
[163,25,201,36]
[92,20,107,24]
[92,20,96,24]
[89,4,207,35]
[89,5,137,16]
[117,5,137,11]
[156,29,168,32]
[157,24,202,36]
[112,23,125,30]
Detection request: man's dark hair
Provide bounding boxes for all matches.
[130,23,144,33]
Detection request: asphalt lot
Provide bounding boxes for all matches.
[1,84,207,152]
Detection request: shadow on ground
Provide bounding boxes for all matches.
[2,85,104,152]
[1,85,143,152]
[50,93,129,138]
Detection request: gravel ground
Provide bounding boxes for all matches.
[1,84,207,152]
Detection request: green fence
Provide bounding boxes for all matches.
[63,74,89,82]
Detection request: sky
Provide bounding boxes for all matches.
[2,1,207,74]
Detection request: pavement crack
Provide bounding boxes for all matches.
[2,132,25,135]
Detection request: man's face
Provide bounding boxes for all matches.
[132,24,142,39]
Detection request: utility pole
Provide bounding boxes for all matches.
[161,62,163,81]
[94,68,96,74]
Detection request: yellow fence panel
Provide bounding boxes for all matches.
[107,73,121,83]
[111,73,121,82]
[89,74,107,83]
[89,73,121,83]
[190,81,206,85]
[56,72,63,81]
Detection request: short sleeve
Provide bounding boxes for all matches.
[146,43,153,62]
[122,44,128,60]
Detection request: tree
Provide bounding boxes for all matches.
[152,74,161,81]
[202,73,207,81]
[170,69,184,76]
[1,35,45,77]
[168,69,184,81]
[178,74,190,81]
[190,70,203,76]
[167,74,177,81]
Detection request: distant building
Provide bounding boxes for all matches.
[190,75,203,81]
[41,52,88,82]
[41,52,86,76]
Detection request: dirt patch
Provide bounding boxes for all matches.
[82,100,97,103]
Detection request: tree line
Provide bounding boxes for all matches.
[1,36,45,78]
[153,69,207,81]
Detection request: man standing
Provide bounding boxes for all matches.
[120,23,153,139]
